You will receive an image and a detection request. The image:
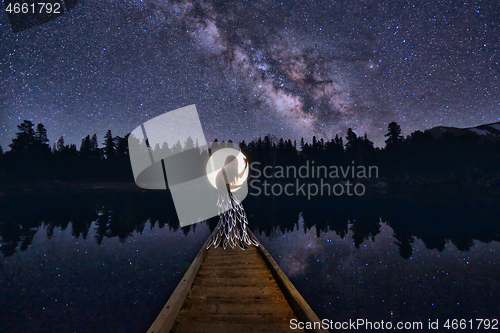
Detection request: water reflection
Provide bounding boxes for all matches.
[260,223,500,327]
[247,192,500,259]
[1,193,182,257]
[1,192,499,259]
[0,217,211,333]
[0,191,499,332]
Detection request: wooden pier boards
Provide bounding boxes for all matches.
[171,245,299,332]
[147,231,328,333]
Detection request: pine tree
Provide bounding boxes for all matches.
[277,138,285,151]
[358,133,375,165]
[184,137,195,150]
[256,137,263,152]
[361,133,374,151]
[9,120,36,152]
[239,140,247,152]
[385,122,404,149]
[302,142,310,155]
[115,135,129,158]
[345,128,358,153]
[160,141,171,156]
[325,135,344,155]
[67,144,77,154]
[80,135,92,158]
[334,134,343,146]
[34,123,50,152]
[56,136,65,152]
[103,130,115,159]
[172,140,182,154]
[90,134,99,158]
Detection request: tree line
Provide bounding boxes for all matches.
[0,120,498,184]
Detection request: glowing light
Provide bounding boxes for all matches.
[206,149,248,192]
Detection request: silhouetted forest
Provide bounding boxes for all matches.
[0,191,498,259]
[1,120,499,188]
[1,120,499,258]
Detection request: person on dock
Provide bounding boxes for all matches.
[206,155,259,250]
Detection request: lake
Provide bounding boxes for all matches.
[0,190,498,332]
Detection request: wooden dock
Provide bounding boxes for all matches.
[147,230,328,333]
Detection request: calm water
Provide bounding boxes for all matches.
[0,191,499,332]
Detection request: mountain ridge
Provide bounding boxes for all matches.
[426,121,500,141]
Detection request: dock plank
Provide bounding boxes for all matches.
[173,321,295,333]
[170,245,304,333]
[180,299,295,316]
[194,276,277,286]
[147,232,328,333]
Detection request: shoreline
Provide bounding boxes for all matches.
[0,180,498,198]
[0,181,145,196]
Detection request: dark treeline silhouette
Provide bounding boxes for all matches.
[239,122,500,187]
[0,191,498,259]
[0,121,133,183]
[1,120,499,187]
[1,121,499,260]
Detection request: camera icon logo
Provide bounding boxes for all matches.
[127,105,248,227]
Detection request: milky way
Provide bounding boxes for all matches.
[0,0,499,148]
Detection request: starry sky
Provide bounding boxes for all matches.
[1,0,499,149]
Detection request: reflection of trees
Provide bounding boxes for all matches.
[382,194,500,258]
[350,218,381,249]
[0,193,180,256]
[420,234,446,252]
[244,195,302,238]
[0,192,499,259]
[451,236,475,252]
[393,229,415,259]
[246,194,500,260]
[0,221,38,256]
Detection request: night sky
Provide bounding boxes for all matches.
[1,0,499,149]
